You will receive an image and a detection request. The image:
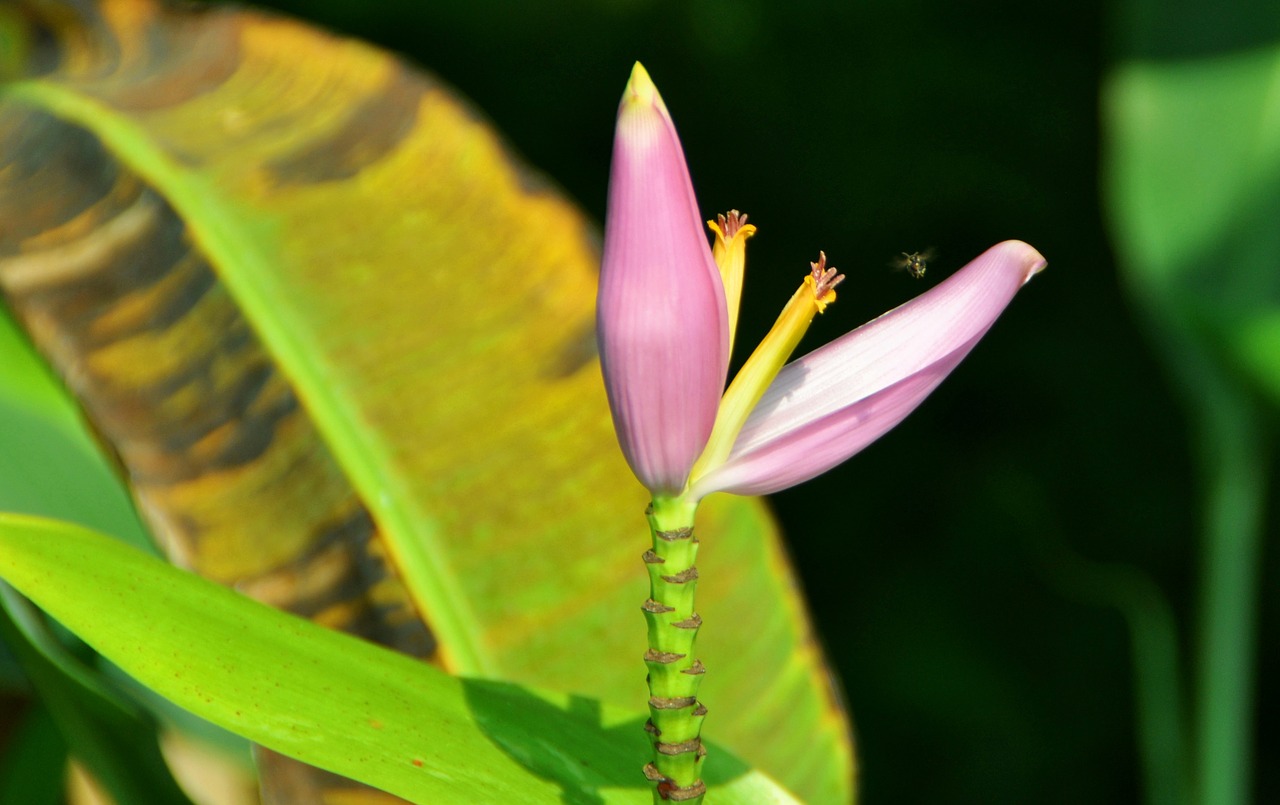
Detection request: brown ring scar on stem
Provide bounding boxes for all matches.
[665,780,708,802]
[656,527,694,541]
[643,764,707,801]
[660,567,698,584]
[655,738,703,756]
[643,598,675,613]
[649,695,698,710]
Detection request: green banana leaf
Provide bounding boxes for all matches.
[0,1,853,802]
[0,512,800,804]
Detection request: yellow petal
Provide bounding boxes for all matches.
[708,211,756,356]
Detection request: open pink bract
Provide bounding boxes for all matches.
[688,240,1046,499]
[597,64,729,495]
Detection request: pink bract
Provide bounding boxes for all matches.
[688,240,1046,498]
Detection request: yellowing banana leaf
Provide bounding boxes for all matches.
[0,1,853,802]
[0,512,801,804]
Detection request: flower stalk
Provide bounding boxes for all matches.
[641,494,706,802]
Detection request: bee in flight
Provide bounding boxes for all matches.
[892,249,933,279]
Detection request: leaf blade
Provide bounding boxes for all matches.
[0,512,800,804]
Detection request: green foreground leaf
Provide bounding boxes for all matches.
[0,513,798,804]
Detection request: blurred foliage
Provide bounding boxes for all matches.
[1105,3,1280,803]
[0,312,155,552]
[0,587,192,805]
[0,704,64,805]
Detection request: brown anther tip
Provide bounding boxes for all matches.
[718,209,750,239]
[810,251,845,297]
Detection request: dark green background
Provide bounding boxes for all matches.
[198,1,1274,802]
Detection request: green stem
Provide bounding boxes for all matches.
[641,494,706,804]
[1193,395,1267,805]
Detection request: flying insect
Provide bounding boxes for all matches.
[892,249,933,279]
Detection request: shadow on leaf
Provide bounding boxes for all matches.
[462,678,750,803]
